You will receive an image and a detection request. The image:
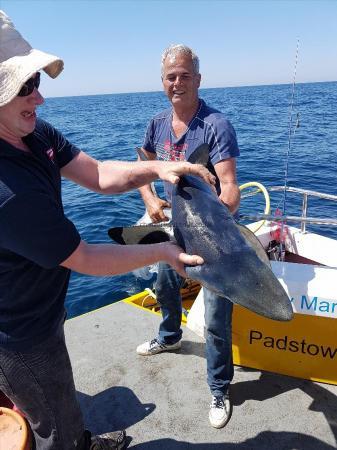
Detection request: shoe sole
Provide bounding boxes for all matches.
[209,418,230,429]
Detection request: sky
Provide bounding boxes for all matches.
[1,0,337,98]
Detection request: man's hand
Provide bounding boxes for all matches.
[145,196,171,223]
[157,161,216,186]
[163,242,204,278]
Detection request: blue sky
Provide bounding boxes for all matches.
[2,0,337,98]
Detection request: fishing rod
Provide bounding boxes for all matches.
[282,38,300,215]
[278,38,300,259]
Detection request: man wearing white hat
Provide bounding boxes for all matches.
[0,11,216,450]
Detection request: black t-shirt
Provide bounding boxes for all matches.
[0,118,81,350]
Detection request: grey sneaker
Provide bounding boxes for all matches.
[209,393,232,429]
[89,430,126,449]
[136,338,181,356]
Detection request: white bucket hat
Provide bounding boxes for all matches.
[0,10,64,107]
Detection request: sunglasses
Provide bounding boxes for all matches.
[18,72,41,97]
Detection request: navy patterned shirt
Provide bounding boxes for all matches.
[143,99,240,199]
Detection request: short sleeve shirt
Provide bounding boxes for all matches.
[0,118,81,349]
[143,99,240,199]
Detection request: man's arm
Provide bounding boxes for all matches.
[60,240,203,278]
[60,150,215,195]
[214,158,240,213]
[137,148,171,222]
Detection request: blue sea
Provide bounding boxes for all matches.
[39,82,337,318]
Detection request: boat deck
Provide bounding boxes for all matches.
[65,301,337,449]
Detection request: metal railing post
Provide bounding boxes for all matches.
[301,193,308,233]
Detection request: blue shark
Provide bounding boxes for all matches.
[108,148,293,321]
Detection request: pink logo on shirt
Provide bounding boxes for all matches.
[164,140,171,151]
[46,148,55,162]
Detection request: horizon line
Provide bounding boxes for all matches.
[45,79,337,100]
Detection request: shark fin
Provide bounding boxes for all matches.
[108,224,172,245]
[136,147,149,161]
[186,143,210,166]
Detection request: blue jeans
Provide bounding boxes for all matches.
[156,263,233,396]
[0,326,86,450]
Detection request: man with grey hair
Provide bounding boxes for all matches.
[137,44,240,429]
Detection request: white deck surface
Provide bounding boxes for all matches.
[65,301,337,449]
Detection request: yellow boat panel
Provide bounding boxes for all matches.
[232,306,336,385]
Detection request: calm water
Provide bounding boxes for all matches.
[39,82,337,318]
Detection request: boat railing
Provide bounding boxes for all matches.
[240,185,337,232]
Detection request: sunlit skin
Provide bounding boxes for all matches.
[0,73,44,151]
[162,54,201,125]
